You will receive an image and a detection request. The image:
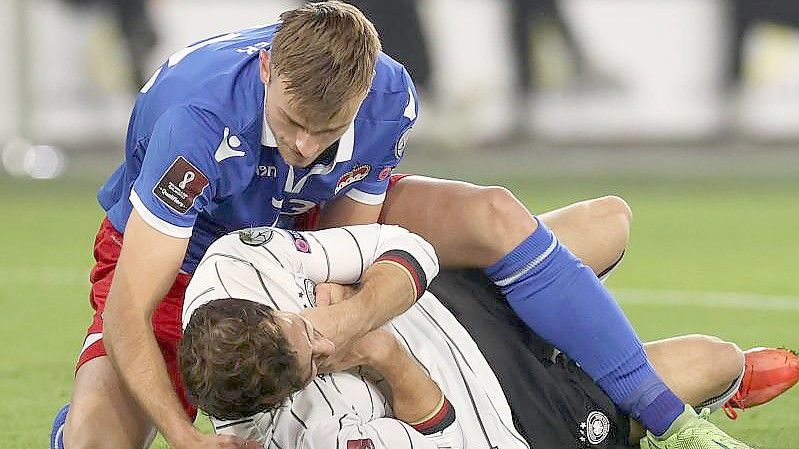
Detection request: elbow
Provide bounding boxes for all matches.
[411,232,440,285]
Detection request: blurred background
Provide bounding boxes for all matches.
[4,0,799,152]
[1,1,798,447]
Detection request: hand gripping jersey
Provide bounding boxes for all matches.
[183,225,529,449]
[98,24,418,273]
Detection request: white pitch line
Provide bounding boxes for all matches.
[2,266,798,311]
[613,288,799,311]
[0,266,88,287]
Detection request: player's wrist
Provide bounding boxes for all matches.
[167,424,205,449]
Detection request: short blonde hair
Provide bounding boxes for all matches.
[271,1,381,121]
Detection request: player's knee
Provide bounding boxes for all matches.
[470,186,535,251]
[585,195,633,250]
[593,195,632,236]
[600,195,632,225]
[63,414,113,449]
[64,415,149,449]
[690,334,745,393]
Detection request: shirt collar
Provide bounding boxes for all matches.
[261,85,355,164]
[261,85,278,148]
[334,121,355,163]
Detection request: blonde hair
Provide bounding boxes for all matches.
[271,1,381,121]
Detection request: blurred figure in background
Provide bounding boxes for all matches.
[507,0,621,139]
[345,0,433,94]
[727,0,799,91]
[61,0,158,91]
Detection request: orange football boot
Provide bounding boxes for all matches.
[723,347,799,419]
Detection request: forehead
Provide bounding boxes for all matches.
[268,76,360,128]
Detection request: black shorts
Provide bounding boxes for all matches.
[429,269,633,449]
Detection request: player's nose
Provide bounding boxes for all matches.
[295,130,322,158]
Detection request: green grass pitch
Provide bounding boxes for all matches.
[1,171,797,448]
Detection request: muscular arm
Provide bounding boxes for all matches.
[104,211,256,449]
[302,261,417,359]
[363,331,446,425]
[318,195,383,228]
[102,211,196,445]
[310,197,423,350]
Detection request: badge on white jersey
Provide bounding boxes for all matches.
[286,230,311,253]
[347,439,375,449]
[238,229,274,246]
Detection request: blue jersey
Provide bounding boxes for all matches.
[98,24,418,273]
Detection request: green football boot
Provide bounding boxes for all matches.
[645,405,754,449]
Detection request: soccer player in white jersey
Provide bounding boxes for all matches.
[177,225,797,449]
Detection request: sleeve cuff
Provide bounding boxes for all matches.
[130,190,194,239]
[374,249,428,300]
[410,396,456,435]
[345,188,386,205]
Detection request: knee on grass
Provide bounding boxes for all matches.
[686,334,745,397]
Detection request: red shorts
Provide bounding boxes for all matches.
[77,173,414,419]
[77,218,197,419]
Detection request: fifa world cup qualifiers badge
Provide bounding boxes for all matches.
[153,156,209,214]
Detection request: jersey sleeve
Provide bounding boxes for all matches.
[183,224,438,328]
[130,105,226,238]
[277,224,438,296]
[345,69,418,206]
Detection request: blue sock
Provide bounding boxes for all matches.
[485,221,684,436]
[50,404,69,449]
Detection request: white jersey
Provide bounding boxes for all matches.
[184,224,529,449]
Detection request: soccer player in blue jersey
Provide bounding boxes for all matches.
[51,2,757,449]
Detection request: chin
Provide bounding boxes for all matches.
[290,158,312,168]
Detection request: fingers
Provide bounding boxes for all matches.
[220,435,265,449]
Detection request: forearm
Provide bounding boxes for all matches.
[101,210,199,447]
[349,261,416,334]
[369,342,443,424]
[104,303,196,446]
[304,262,415,347]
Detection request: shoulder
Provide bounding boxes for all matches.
[356,53,416,122]
[372,53,413,94]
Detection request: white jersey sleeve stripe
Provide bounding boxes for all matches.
[130,190,193,238]
[286,225,438,287]
[341,228,365,282]
[345,188,386,205]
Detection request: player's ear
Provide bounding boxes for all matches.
[259,50,271,84]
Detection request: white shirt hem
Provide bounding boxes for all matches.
[345,188,386,205]
[130,190,194,238]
